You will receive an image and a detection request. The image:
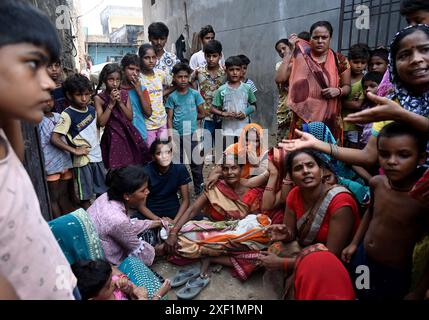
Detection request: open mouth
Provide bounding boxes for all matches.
[302,177,314,184]
[411,68,429,77]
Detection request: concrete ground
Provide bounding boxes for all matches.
[152,258,282,300]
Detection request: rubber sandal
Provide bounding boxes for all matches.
[176,276,210,300]
[170,266,200,288]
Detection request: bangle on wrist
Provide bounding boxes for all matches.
[282,178,294,186]
[265,186,275,192]
[153,294,162,300]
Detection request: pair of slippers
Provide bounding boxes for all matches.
[170,266,210,300]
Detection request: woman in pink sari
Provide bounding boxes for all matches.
[286,21,351,142]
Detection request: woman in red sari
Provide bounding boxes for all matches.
[285,21,351,142]
[259,149,360,298]
[293,244,355,300]
[164,153,280,280]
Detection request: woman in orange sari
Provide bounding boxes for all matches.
[224,123,268,178]
[286,21,351,142]
[164,154,277,280]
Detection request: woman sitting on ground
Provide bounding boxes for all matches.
[205,123,268,189]
[258,149,360,297]
[164,153,281,281]
[87,166,164,267]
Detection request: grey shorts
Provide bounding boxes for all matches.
[74,162,107,201]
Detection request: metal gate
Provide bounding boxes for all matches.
[338,0,408,54]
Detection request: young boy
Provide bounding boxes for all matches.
[39,95,75,218]
[166,63,205,195]
[47,59,63,88]
[51,74,107,209]
[342,44,370,148]
[190,25,225,70]
[47,58,69,114]
[191,40,227,160]
[0,0,77,299]
[368,47,389,74]
[148,22,180,84]
[211,56,257,150]
[358,71,384,148]
[237,54,257,94]
[342,122,429,300]
[120,53,152,143]
[400,0,429,25]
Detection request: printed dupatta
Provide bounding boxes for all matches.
[288,40,342,140]
[296,185,351,246]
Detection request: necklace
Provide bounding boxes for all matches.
[388,179,413,192]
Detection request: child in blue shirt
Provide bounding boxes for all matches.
[166,63,205,195]
[140,139,191,222]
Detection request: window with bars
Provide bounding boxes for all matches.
[338,0,407,54]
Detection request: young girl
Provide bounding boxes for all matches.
[368,47,389,74]
[72,259,171,300]
[138,44,172,148]
[138,139,191,223]
[94,63,150,169]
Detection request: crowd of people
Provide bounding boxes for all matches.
[0,0,429,301]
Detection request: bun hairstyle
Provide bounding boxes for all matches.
[106,166,149,202]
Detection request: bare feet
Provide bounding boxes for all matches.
[200,258,211,278]
[156,279,171,298]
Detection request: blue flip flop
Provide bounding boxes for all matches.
[170,266,200,288]
[176,276,210,300]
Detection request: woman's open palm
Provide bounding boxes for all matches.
[279,129,317,152]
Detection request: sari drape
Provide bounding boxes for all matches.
[288,40,342,141]
[49,209,163,295]
[173,181,279,281]
[98,90,150,169]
